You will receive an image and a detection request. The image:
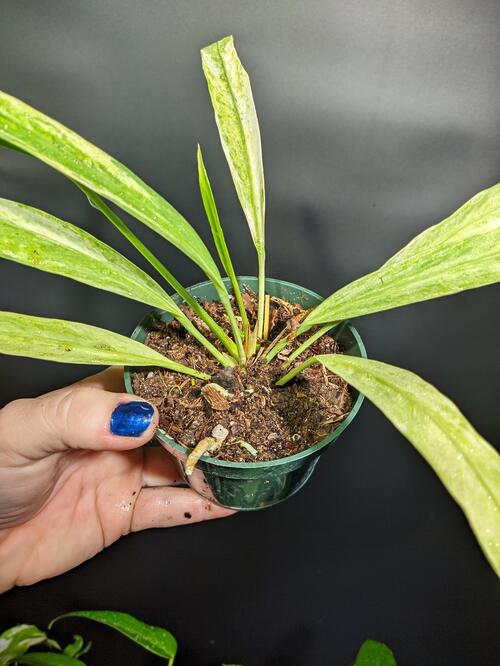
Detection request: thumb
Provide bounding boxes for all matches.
[0,385,159,460]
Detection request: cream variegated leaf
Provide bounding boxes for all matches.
[0,312,210,379]
[299,184,500,332]
[0,91,226,293]
[0,198,176,312]
[385,182,500,265]
[278,354,500,575]
[0,198,236,368]
[201,35,265,254]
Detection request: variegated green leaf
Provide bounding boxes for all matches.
[0,90,226,294]
[201,36,266,337]
[385,182,500,265]
[201,35,265,254]
[0,625,48,666]
[299,184,500,332]
[0,198,175,312]
[0,198,234,367]
[278,354,500,575]
[0,312,210,379]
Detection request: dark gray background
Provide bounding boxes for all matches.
[0,1,499,664]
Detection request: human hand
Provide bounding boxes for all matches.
[0,367,234,593]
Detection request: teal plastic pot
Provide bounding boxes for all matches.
[124,277,366,510]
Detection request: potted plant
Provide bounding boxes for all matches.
[0,36,498,574]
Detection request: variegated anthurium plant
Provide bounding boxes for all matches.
[0,36,498,574]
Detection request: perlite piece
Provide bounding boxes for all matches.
[211,424,229,442]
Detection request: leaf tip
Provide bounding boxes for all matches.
[201,34,234,58]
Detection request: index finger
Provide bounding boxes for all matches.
[131,486,236,531]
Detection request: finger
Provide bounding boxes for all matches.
[142,446,185,487]
[130,487,236,531]
[0,385,158,461]
[74,366,125,392]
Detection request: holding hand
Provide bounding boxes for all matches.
[0,367,233,593]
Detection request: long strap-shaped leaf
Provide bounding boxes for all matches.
[201,35,266,337]
[0,198,233,367]
[0,198,173,312]
[298,184,500,333]
[0,135,236,364]
[201,36,265,255]
[0,91,227,297]
[0,312,210,380]
[49,611,177,664]
[278,354,500,575]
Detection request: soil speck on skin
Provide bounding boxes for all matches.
[132,290,353,463]
[184,512,192,519]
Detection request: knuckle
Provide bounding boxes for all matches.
[38,389,79,441]
[39,394,63,437]
[54,390,77,432]
[50,387,94,442]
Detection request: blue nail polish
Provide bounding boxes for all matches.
[110,401,154,437]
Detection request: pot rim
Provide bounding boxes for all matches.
[124,276,367,470]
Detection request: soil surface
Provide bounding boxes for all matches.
[132,291,353,462]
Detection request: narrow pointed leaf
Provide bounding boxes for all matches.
[49,611,177,662]
[197,145,248,328]
[0,198,175,312]
[201,36,265,254]
[0,312,210,379]
[201,35,266,338]
[284,323,337,366]
[299,184,500,332]
[283,354,500,575]
[75,185,238,362]
[0,90,226,294]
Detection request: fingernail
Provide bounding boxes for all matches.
[110,401,154,437]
